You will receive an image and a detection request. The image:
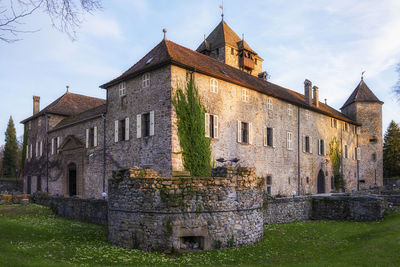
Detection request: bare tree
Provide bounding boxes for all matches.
[0,0,101,43]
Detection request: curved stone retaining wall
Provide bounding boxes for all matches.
[108,167,264,252]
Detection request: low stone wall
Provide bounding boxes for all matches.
[264,196,312,224]
[31,193,107,225]
[108,167,264,252]
[311,194,389,221]
[380,195,400,206]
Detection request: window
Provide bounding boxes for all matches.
[39,141,43,157]
[28,121,31,130]
[255,58,258,65]
[231,47,234,55]
[38,117,41,127]
[305,110,310,120]
[303,135,312,153]
[287,132,293,150]
[118,82,126,97]
[318,139,325,155]
[114,118,130,142]
[267,98,273,111]
[356,147,361,161]
[331,118,337,128]
[142,73,150,88]
[306,177,309,184]
[263,126,274,147]
[266,176,272,195]
[216,48,219,56]
[143,113,150,137]
[242,89,249,102]
[344,144,348,159]
[352,125,356,134]
[86,127,98,148]
[119,119,126,141]
[35,141,39,158]
[344,123,349,132]
[237,120,252,144]
[205,113,219,138]
[30,144,33,158]
[356,127,361,135]
[210,78,218,93]
[26,145,29,159]
[56,137,61,153]
[137,111,154,138]
[372,153,377,161]
[288,104,293,116]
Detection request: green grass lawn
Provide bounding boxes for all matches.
[0,204,399,267]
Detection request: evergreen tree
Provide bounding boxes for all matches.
[383,120,400,178]
[2,116,18,177]
[172,75,212,176]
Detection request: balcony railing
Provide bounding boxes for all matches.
[239,56,254,70]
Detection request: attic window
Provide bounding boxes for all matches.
[142,73,150,88]
[146,57,153,64]
[119,82,126,97]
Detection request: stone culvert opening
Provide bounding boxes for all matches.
[179,236,204,250]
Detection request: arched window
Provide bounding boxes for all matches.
[210,78,218,93]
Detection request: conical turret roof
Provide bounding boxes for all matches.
[341,79,383,109]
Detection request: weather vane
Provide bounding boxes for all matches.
[219,0,224,21]
[361,70,365,80]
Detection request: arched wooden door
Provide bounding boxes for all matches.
[317,169,325,194]
[68,163,77,196]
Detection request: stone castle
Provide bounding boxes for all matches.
[21,19,383,198]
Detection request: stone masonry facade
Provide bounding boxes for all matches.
[21,19,383,199]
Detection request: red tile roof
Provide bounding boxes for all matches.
[21,92,105,123]
[52,103,106,130]
[101,39,359,125]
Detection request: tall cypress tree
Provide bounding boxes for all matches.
[2,116,18,177]
[383,120,400,178]
[172,75,212,176]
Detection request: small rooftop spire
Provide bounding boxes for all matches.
[361,70,365,80]
[66,85,69,93]
[163,28,167,40]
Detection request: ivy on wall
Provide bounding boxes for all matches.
[172,74,212,176]
[329,137,345,190]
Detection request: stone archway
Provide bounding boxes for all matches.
[317,169,325,194]
[68,163,77,196]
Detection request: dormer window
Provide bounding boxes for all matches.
[210,78,218,93]
[142,73,150,88]
[118,82,126,97]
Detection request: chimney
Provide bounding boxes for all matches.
[304,79,312,105]
[313,86,319,108]
[33,96,40,115]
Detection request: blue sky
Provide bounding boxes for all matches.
[1,0,400,144]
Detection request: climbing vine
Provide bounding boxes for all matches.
[329,137,345,190]
[172,74,212,176]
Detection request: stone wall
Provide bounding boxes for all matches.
[108,167,264,252]
[264,196,312,224]
[311,194,389,221]
[47,116,105,198]
[31,193,107,225]
[171,66,363,196]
